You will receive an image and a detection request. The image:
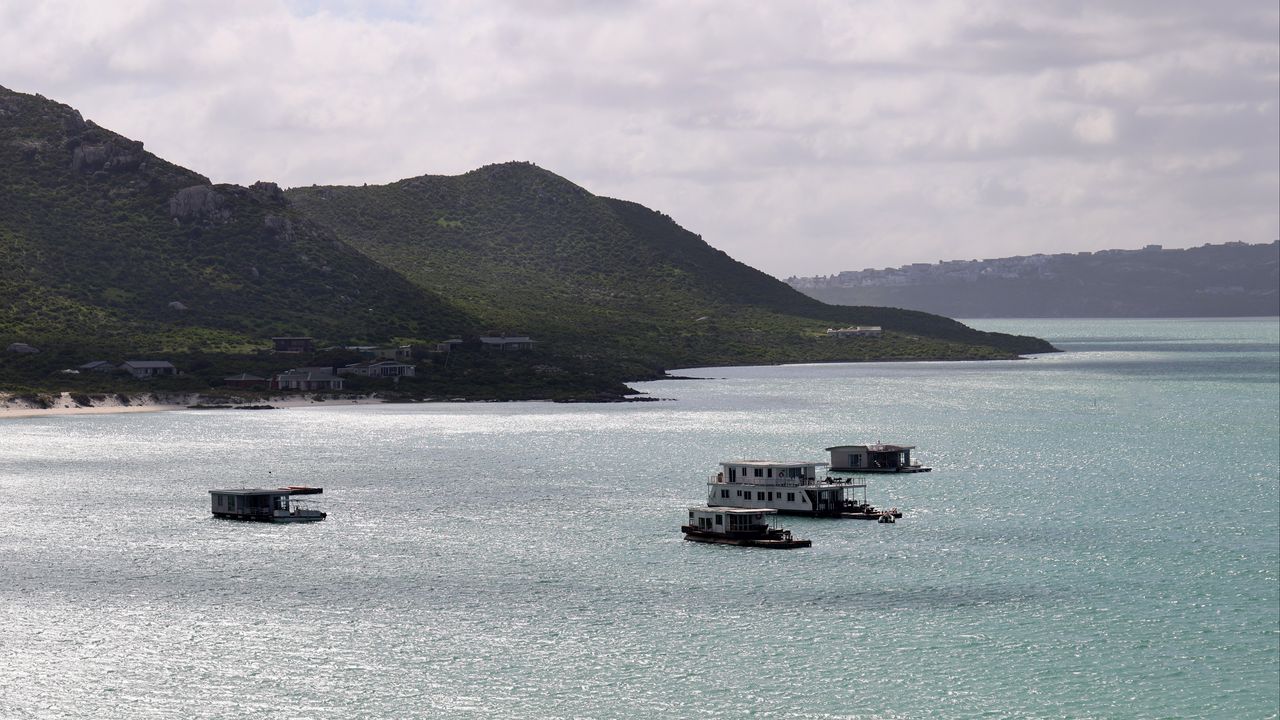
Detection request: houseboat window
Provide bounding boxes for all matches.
[689,511,695,520]
[720,489,729,499]
[753,468,763,477]
[715,515,723,525]
[728,468,736,482]
[756,492,765,500]
[787,493,795,502]
[766,468,773,478]
[767,492,773,501]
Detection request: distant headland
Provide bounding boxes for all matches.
[788,241,1279,318]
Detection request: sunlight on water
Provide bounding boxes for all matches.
[0,319,1276,719]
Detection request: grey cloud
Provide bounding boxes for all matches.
[0,0,1273,277]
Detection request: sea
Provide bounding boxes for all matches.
[1,318,1276,719]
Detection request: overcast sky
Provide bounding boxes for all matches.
[2,0,1276,277]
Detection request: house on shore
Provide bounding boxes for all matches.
[223,373,268,389]
[374,345,413,362]
[79,360,115,373]
[273,368,345,391]
[120,360,177,379]
[272,337,315,354]
[479,336,536,352]
[339,360,416,379]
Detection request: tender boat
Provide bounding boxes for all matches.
[209,486,326,522]
[707,460,903,520]
[682,507,811,548]
[826,443,931,473]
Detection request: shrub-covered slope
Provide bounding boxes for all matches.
[0,85,473,355]
[288,162,1053,368]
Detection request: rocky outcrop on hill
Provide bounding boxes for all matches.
[69,137,143,173]
[168,185,228,222]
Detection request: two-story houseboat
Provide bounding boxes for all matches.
[707,460,901,520]
[826,443,931,473]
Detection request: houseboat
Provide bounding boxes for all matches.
[682,507,811,548]
[707,460,902,520]
[826,443,931,473]
[209,486,326,522]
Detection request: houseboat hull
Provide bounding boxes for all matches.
[211,510,327,523]
[829,466,932,473]
[681,526,812,549]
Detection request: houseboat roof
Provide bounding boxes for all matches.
[209,487,324,496]
[825,444,915,452]
[720,460,828,467]
[691,506,777,516]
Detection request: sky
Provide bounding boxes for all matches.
[1,0,1277,278]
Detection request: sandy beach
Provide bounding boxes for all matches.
[0,392,386,419]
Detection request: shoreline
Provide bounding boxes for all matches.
[0,392,389,420]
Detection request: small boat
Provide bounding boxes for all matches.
[682,507,811,549]
[209,487,327,522]
[839,500,903,521]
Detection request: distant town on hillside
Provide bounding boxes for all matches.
[788,241,1280,318]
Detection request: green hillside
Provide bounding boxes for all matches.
[288,163,1054,369]
[0,85,1053,401]
[0,85,472,356]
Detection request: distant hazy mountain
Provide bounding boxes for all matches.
[789,242,1280,318]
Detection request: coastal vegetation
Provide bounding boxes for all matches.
[0,85,1054,403]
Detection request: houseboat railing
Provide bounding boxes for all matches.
[709,474,867,488]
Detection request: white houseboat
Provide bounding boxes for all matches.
[707,460,901,520]
[209,486,326,522]
[682,507,811,548]
[826,443,931,473]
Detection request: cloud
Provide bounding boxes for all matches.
[0,0,1275,276]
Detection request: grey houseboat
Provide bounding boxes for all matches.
[826,443,931,473]
[209,487,326,522]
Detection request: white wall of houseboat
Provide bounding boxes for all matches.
[717,462,821,486]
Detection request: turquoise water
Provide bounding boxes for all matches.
[0,318,1276,719]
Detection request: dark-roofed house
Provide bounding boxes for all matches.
[272,368,344,391]
[79,360,115,373]
[272,337,315,354]
[339,360,416,378]
[120,360,177,379]
[479,336,535,352]
[223,373,268,389]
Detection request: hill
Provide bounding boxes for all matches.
[287,164,1054,369]
[0,85,474,356]
[0,85,1053,401]
[789,243,1280,318]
